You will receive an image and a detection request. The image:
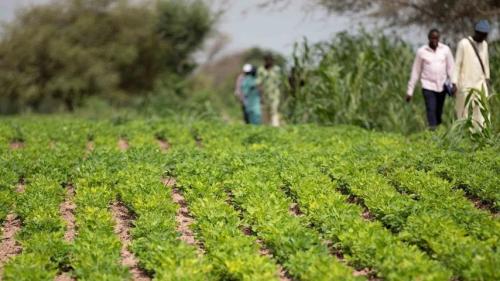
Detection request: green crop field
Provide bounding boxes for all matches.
[0,117,498,281]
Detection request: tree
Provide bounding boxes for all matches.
[264,0,500,39]
[157,0,216,74]
[0,0,214,113]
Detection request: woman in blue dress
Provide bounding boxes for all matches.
[241,65,262,125]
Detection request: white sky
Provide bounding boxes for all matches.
[214,1,355,54]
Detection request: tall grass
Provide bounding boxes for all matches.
[284,32,499,135]
[442,87,498,149]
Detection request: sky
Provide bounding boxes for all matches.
[214,1,354,54]
[0,0,422,57]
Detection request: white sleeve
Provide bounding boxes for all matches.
[451,40,465,85]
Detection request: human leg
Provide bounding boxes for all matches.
[270,98,280,127]
[242,104,250,124]
[455,88,468,120]
[422,89,438,129]
[435,91,446,125]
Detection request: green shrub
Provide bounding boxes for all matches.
[0,0,214,114]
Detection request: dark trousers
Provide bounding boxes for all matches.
[241,104,250,124]
[422,89,446,128]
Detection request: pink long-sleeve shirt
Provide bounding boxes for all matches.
[407,43,455,96]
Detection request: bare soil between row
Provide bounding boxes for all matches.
[111,201,151,281]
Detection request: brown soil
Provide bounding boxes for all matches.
[288,203,304,217]
[323,239,345,261]
[9,142,24,150]
[361,209,375,221]
[111,201,151,281]
[86,141,95,153]
[118,139,129,151]
[0,214,22,279]
[83,141,95,160]
[162,178,204,254]
[54,272,75,281]
[276,265,291,281]
[347,194,363,205]
[284,192,379,280]
[240,226,291,281]
[345,195,375,221]
[455,185,498,215]
[60,185,77,242]
[471,198,498,216]
[324,240,380,280]
[157,139,170,152]
[353,268,381,280]
[162,177,177,188]
[15,180,25,194]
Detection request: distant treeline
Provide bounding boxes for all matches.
[0,0,214,114]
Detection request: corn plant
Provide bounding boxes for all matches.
[442,87,497,149]
[284,32,429,134]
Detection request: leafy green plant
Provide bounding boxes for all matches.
[0,0,214,113]
[284,32,428,134]
[442,87,497,149]
[0,116,498,280]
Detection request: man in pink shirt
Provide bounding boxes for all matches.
[406,29,455,129]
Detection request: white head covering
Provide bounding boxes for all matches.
[243,64,253,73]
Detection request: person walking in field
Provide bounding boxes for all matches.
[235,64,252,124]
[241,65,262,125]
[257,54,282,127]
[452,20,491,130]
[406,29,455,130]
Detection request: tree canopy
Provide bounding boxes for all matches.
[0,0,214,113]
[264,0,499,39]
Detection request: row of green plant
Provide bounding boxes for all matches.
[0,147,16,232]
[72,147,129,280]
[197,126,453,281]
[317,151,499,280]
[93,122,284,280]
[172,141,363,280]
[295,126,498,280]
[1,131,86,280]
[189,128,366,279]
[171,148,283,280]
[397,138,500,211]
[3,176,67,280]
[225,156,363,280]
[0,117,498,280]
[193,122,498,280]
[116,147,212,280]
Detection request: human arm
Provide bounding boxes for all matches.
[255,68,265,96]
[445,46,457,95]
[235,75,244,103]
[485,43,490,80]
[446,46,455,81]
[406,51,423,101]
[451,40,465,93]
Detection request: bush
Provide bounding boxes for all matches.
[284,32,431,134]
[0,0,214,114]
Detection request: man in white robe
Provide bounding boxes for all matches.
[452,20,491,129]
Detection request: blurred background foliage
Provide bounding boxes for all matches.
[0,0,499,137]
[0,0,214,114]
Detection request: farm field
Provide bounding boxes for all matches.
[0,117,498,281]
